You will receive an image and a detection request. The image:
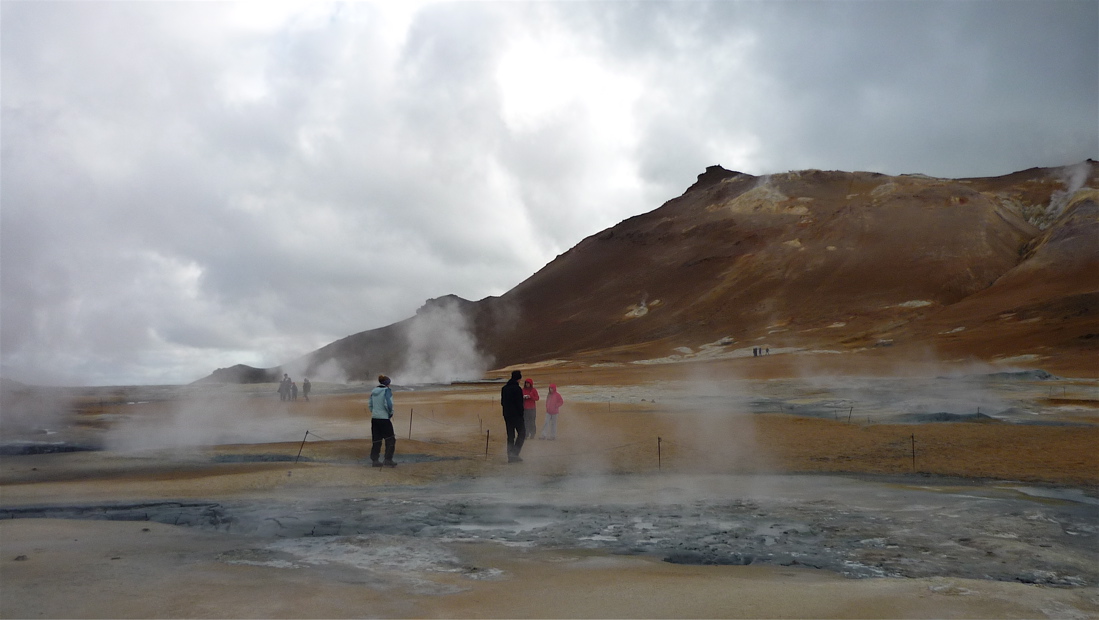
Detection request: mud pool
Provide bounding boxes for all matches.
[4,473,1096,587]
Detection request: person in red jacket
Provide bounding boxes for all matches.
[522,378,539,440]
[539,383,563,440]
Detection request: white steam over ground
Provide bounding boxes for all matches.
[291,358,352,386]
[0,382,70,439]
[398,300,490,385]
[658,367,770,474]
[1043,161,1094,226]
[104,394,312,452]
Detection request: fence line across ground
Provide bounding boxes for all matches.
[290,426,661,464]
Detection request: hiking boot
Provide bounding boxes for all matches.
[508,455,523,463]
[383,460,397,468]
[371,461,383,468]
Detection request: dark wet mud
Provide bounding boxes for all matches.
[4,474,1095,586]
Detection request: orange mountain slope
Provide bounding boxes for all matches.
[199,162,1098,383]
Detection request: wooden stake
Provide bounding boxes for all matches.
[408,408,414,439]
[658,436,662,471]
[294,431,309,464]
[910,434,916,472]
[485,430,490,458]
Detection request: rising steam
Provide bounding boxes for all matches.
[398,298,490,384]
[1045,161,1093,224]
[104,392,308,452]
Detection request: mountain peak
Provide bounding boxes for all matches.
[685,165,749,193]
[196,162,1098,383]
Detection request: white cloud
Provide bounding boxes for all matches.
[1,1,1095,385]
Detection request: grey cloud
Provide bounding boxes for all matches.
[596,1,1098,178]
[715,0,1098,175]
[2,1,1094,385]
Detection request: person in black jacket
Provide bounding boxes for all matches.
[500,370,526,463]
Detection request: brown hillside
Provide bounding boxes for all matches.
[484,168,1044,361]
[200,162,1099,383]
[915,190,1099,373]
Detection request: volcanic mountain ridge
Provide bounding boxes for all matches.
[199,161,1099,384]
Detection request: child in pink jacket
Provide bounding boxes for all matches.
[539,384,564,440]
[522,378,540,439]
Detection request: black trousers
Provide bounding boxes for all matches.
[370,418,396,462]
[503,413,526,456]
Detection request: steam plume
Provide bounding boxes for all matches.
[398,298,490,384]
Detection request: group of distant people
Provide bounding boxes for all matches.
[277,369,568,469]
[500,370,564,463]
[276,374,310,401]
[752,347,770,357]
[351,369,565,468]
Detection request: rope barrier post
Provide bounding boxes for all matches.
[294,431,309,464]
[657,436,662,471]
[289,430,309,477]
[408,408,414,440]
[910,433,916,472]
[848,406,853,423]
[485,429,490,459]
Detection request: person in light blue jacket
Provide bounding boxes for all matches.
[368,375,397,467]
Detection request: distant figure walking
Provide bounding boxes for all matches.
[291,382,298,400]
[369,375,397,468]
[539,384,563,440]
[302,378,311,401]
[501,370,526,463]
[522,378,540,439]
[278,374,291,401]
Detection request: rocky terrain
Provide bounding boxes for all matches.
[198,161,1098,385]
[3,161,1097,618]
[2,364,1097,617]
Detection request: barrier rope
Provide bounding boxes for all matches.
[292,404,682,468]
[414,415,482,428]
[291,423,657,463]
[501,439,651,461]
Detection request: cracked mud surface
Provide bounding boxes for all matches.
[5,474,1096,587]
[3,366,1097,617]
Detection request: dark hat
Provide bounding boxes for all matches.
[511,370,522,380]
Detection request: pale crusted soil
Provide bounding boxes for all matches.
[2,354,1097,618]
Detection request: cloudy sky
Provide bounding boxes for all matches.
[2,1,1096,386]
